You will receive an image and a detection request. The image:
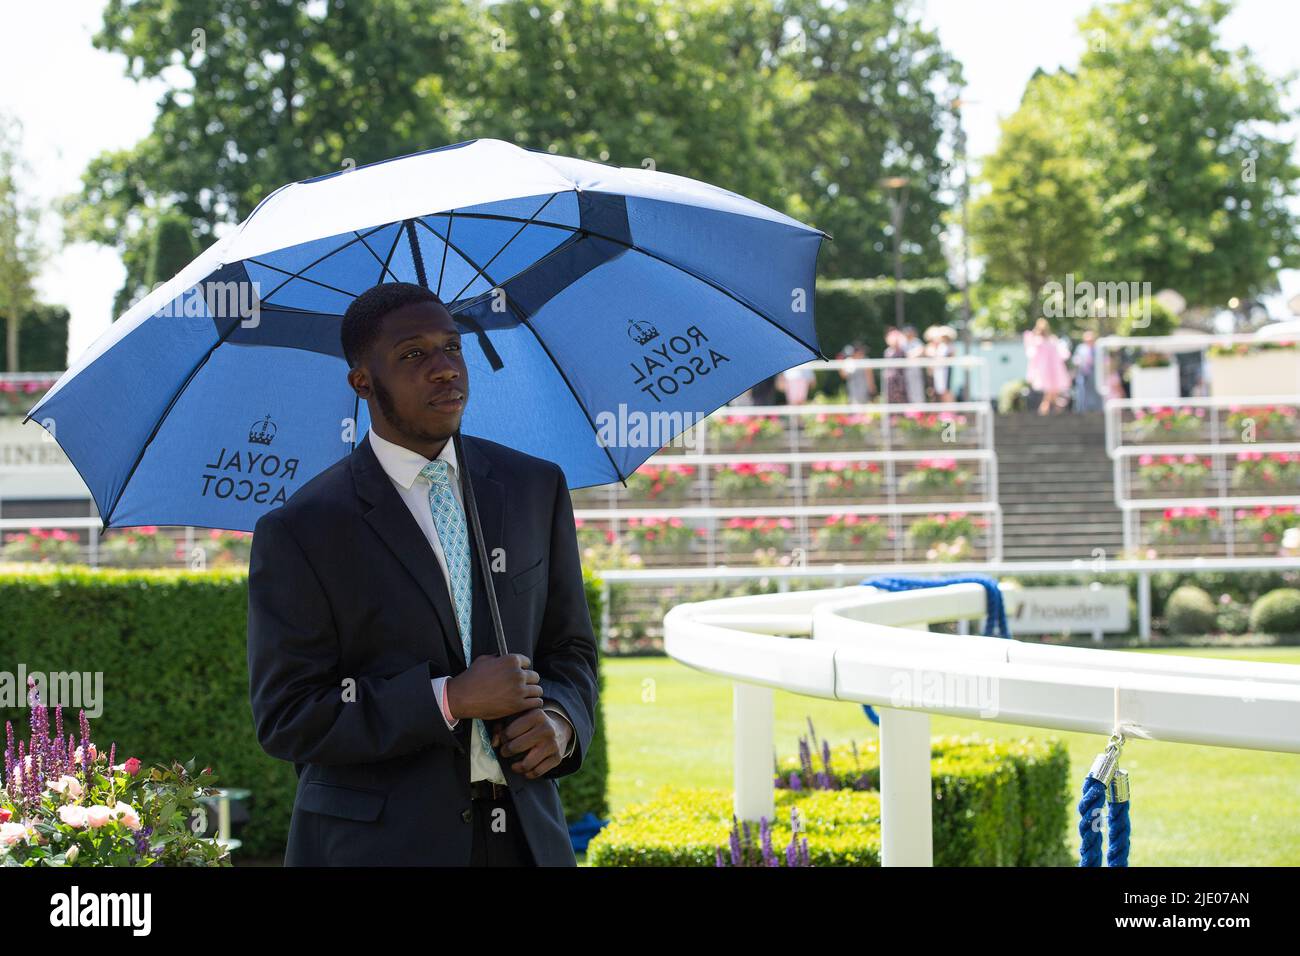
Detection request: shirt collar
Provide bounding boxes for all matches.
[367,427,459,491]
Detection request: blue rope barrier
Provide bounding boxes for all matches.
[1106,770,1131,867]
[858,574,1010,725]
[1078,735,1133,866]
[1077,775,1108,867]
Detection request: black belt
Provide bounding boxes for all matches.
[470,780,511,801]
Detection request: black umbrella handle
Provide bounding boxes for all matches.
[453,429,510,657]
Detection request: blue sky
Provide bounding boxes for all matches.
[1,0,1297,366]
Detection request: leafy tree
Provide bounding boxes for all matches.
[0,114,42,372]
[63,0,487,311]
[971,0,1299,322]
[756,0,963,278]
[1074,0,1300,305]
[968,69,1098,330]
[0,304,70,372]
[68,0,964,302]
[113,211,202,319]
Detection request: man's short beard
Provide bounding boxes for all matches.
[371,371,443,443]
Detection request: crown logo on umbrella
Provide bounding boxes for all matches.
[627,318,660,346]
[248,414,277,446]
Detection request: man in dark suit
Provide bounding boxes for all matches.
[246,281,600,866]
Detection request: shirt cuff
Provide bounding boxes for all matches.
[431,676,459,730]
[542,701,577,759]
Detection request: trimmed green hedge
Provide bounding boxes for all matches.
[588,786,883,867]
[0,563,608,860]
[815,277,951,355]
[1166,585,1218,635]
[1250,588,1300,636]
[589,735,1071,866]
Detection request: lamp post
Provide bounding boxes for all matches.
[952,96,975,359]
[880,176,910,328]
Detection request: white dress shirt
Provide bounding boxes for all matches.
[366,428,576,783]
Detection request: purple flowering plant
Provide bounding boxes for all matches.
[1,679,230,866]
[773,716,875,792]
[713,806,811,868]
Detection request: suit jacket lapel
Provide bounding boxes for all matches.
[352,430,462,669]
[350,430,505,670]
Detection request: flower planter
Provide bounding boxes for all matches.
[1128,364,1180,400]
[1208,351,1300,398]
[712,464,790,504]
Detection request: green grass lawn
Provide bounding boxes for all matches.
[601,646,1300,866]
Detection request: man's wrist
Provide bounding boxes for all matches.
[435,676,459,728]
[542,703,576,758]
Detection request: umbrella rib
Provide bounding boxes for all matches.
[446,193,562,304]
[413,217,504,297]
[448,209,828,359]
[353,228,401,284]
[246,259,363,302]
[253,222,392,303]
[102,304,251,528]
[501,291,626,485]
[377,223,403,285]
[436,210,453,298]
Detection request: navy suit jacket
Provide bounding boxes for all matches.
[246,430,600,865]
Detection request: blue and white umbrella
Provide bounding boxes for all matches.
[25,138,829,532]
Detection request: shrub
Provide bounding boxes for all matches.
[587,786,882,867]
[589,734,1071,867]
[1118,297,1176,337]
[1249,588,1300,636]
[1216,599,1251,636]
[1165,585,1219,635]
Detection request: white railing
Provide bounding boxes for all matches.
[1094,333,1300,402]
[1101,395,1300,559]
[574,399,1002,567]
[663,581,1300,866]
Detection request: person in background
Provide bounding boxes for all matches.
[839,341,875,404]
[776,363,816,405]
[1023,317,1071,415]
[1071,330,1099,412]
[924,326,956,403]
[882,326,909,405]
[901,325,926,404]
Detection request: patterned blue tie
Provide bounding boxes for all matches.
[419,458,498,765]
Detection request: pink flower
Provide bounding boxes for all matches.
[48,774,83,799]
[123,757,142,776]
[113,802,142,831]
[0,821,32,845]
[58,805,90,828]
[85,805,115,828]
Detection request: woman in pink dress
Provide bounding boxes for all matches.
[1023,318,1071,415]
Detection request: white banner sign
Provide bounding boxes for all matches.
[1008,586,1130,634]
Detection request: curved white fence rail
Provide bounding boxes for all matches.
[664,582,1300,866]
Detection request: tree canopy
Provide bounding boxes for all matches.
[66,0,964,318]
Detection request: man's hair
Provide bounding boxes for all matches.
[341,282,447,368]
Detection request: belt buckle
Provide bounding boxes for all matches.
[473,780,508,801]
